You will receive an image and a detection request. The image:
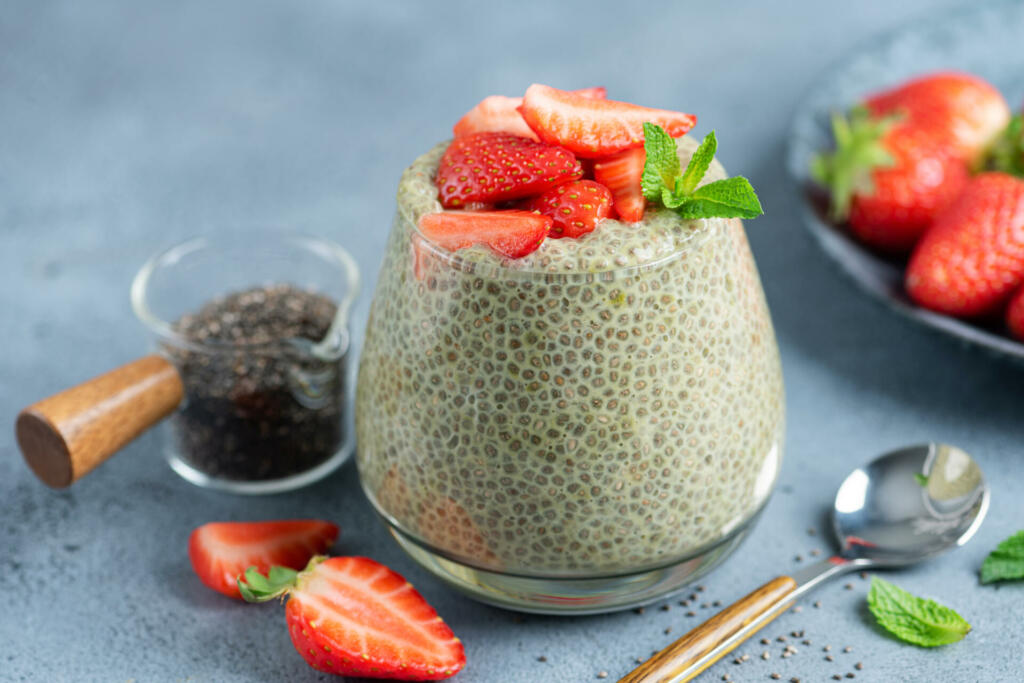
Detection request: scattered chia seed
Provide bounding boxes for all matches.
[686,611,696,617]
[832,675,842,681]
[168,284,344,482]
[802,639,812,646]
[792,606,802,613]
[661,604,670,612]
[701,603,710,609]
[844,583,854,590]
[713,600,722,607]
[826,655,835,662]
[537,656,547,662]
[859,572,868,580]
[633,607,645,615]
[810,549,821,557]
[740,654,750,662]
[697,585,706,592]
[808,528,816,536]
[777,636,787,642]
[680,600,690,607]
[760,638,771,645]
[791,678,802,683]
[762,651,770,660]
[733,658,742,665]
[843,646,852,653]
[795,555,803,562]
[721,675,731,682]
[813,601,822,608]
[664,627,671,635]
[855,663,863,670]
[846,674,855,679]
[636,657,644,664]
[597,671,608,679]
[771,674,781,680]
[824,645,832,652]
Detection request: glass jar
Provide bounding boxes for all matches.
[356,140,785,613]
[131,233,359,494]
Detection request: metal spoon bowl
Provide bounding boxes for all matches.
[620,443,989,683]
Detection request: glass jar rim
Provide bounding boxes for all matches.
[130,232,360,357]
[402,203,727,283]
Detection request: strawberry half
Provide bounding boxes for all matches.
[435,132,582,207]
[519,84,695,158]
[1006,285,1024,341]
[418,210,551,258]
[525,179,612,238]
[239,556,466,680]
[906,172,1024,317]
[453,87,606,140]
[593,147,646,222]
[189,519,339,599]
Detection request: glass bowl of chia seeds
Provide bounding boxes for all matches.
[131,233,359,494]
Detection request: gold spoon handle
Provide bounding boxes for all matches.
[619,576,797,683]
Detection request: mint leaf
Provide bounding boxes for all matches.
[914,473,929,487]
[980,530,1024,584]
[641,123,764,221]
[678,129,716,196]
[867,577,970,647]
[675,177,764,220]
[641,122,681,201]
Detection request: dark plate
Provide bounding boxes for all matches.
[786,0,1024,362]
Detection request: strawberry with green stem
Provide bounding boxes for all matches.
[239,556,466,680]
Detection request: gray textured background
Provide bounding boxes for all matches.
[2,1,1022,681]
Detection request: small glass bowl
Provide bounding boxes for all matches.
[131,233,359,494]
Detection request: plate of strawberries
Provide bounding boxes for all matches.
[788,0,1024,361]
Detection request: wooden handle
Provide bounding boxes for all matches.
[619,576,798,683]
[16,355,184,488]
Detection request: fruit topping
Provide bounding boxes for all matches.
[906,172,1024,317]
[453,87,606,140]
[593,147,646,222]
[435,132,582,207]
[525,179,612,238]
[189,519,339,599]
[418,210,551,259]
[519,84,696,158]
[240,556,466,680]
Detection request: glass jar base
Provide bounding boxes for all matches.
[383,511,763,615]
[164,435,354,495]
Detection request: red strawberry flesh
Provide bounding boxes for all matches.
[452,87,606,140]
[593,147,646,222]
[285,556,465,680]
[418,210,551,259]
[519,84,695,158]
[189,520,338,599]
[435,132,582,207]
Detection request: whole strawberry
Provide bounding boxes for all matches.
[812,108,970,252]
[526,179,612,237]
[865,71,1009,164]
[239,556,466,680]
[1006,285,1024,341]
[814,71,1009,253]
[435,132,581,207]
[906,172,1024,317]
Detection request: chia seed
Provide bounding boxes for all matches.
[167,284,344,482]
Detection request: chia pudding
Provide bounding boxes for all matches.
[356,135,784,576]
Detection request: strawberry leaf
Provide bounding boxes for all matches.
[986,114,1024,177]
[641,122,681,201]
[980,530,1024,584]
[867,577,970,647]
[238,557,323,603]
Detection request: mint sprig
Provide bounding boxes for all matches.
[867,577,970,647]
[980,530,1024,584]
[641,123,763,220]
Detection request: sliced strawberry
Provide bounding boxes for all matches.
[435,132,582,207]
[593,147,646,222]
[526,180,612,238]
[452,87,606,140]
[240,556,466,680]
[906,172,1024,317]
[519,84,695,158]
[1006,285,1024,341]
[418,210,551,258]
[189,520,339,599]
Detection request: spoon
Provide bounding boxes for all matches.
[620,443,989,683]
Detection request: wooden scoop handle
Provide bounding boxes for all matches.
[619,576,797,683]
[16,355,184,488]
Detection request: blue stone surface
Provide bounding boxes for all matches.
[2,1,1022,681]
